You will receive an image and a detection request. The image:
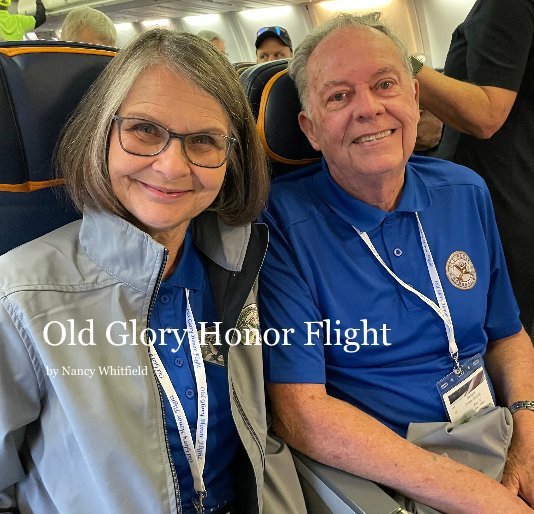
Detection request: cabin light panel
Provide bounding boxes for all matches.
[239,6,292,21]
[115,22,134,30]
[318,0,393,12]
[141,19,171,28]
[182,14,221,26]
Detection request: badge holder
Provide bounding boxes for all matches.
[356,215,493,424]
[437,353,495,424]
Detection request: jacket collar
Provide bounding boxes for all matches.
[80,209,251,292]
[192,211,251,273]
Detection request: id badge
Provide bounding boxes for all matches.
[436,353,495,423]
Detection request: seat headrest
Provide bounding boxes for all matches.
[0,41,116,254]
[233,61,256,76]
[240,59,321,178]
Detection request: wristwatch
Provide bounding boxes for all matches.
[410,55,424,76]
[508,400,534,414]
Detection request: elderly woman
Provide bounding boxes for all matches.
[0,30,305,514]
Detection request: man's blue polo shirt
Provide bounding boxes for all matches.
[259,155,521,436]
[150,228,238,513]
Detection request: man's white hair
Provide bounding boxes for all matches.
[61,6,117,47]
[197,29,224,44]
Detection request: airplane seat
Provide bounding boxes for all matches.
[233,61,256,75]
[0,40,116,255]
[239,59,321,178]
[241,59,408,514]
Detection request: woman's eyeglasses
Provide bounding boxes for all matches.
[113,116,236,169]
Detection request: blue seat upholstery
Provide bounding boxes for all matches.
[239,59,321,178]
[0,41,116,255]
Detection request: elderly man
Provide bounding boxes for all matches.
[60,6,116,47]
[259,13,534,513]
[197,29,226,55]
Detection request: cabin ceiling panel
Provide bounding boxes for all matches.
[105,0,308,17]
[39,0,309,23]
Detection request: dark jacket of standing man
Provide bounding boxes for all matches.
[416,0,534,336]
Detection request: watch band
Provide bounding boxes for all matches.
[508,400,534,414]
[410,55,423,76]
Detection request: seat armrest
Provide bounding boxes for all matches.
[292,450,410,514]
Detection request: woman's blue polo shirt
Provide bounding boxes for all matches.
[259,155,521,436]
[150,228,238,513]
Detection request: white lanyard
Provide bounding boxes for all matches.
[354,213,461,373]
[148,288,209,510]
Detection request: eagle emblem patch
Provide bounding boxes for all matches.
[445,251,477,290]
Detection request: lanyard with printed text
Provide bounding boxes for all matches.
[148,288,209,512]
[354,213,461,374]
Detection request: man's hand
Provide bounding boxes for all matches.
[485,329,534,507]
[502,410,534,507]
[267,383,534,513]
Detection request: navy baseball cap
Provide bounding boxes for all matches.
[255,26,292,50]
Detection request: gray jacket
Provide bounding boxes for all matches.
[0,209,305,514]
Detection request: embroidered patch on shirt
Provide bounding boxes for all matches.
[236,303,261,346]
[446,251,477,290]
[199,327,225,366]
[198,304,261,365]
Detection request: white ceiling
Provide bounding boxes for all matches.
[101,0,307,22]
[21,0,310,31]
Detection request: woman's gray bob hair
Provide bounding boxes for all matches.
[288,12,413,113]
[56,28,269,225]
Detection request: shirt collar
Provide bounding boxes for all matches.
[314,157,432,232]
[163,227,204,291]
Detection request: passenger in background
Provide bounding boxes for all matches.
[415,0,534,336]
[60,6,116,46]
[0,29,305,514]
[414,68,443,157]
[0,0,45,41]
[255,26,292,63]
[259,13,534,513]
[414,104,442,156]
[197,29,226,55]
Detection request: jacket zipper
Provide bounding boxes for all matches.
[232,384,265,468]
[147,249,182,514]
[230,230,269,470]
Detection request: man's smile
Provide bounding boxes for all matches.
[353,129,394,144]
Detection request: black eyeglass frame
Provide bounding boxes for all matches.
[112,115,237,169]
